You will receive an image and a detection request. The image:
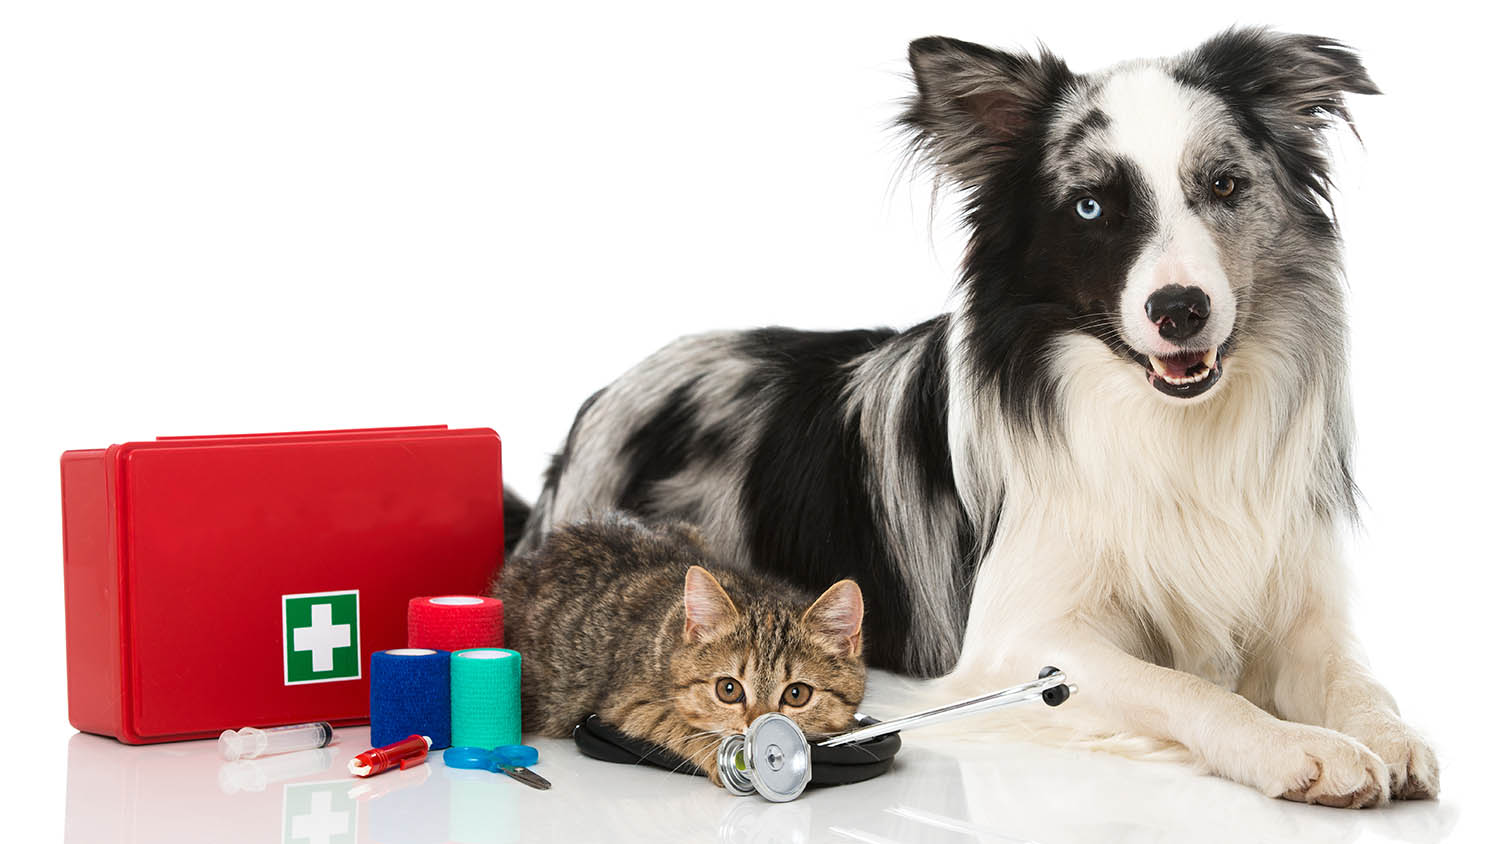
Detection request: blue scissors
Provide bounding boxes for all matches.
[443,745,551,790]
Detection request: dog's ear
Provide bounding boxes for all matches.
[901,36,1073,192]
[1177,28,1378,129]
[1175,28,1379,208]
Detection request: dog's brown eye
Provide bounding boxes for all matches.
[715,677,744,704]
[1212,176,1236,198]
[781,682,813,707]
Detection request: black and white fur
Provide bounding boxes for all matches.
[512,28,1437,805]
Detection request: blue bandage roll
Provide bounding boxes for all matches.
[371,648,452,750]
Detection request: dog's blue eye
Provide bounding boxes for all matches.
[1075,198,1101,220]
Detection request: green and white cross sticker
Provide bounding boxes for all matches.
[282,590,361,685]
[282,781,357,844]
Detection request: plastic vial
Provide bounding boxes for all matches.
[219,721,334,761]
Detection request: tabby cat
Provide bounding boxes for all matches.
[492,511,866,785]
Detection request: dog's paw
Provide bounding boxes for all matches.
[1257,723,1389,808]
[1344,714,1440,800]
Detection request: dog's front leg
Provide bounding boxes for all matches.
[1253,612,1439,800]
[1037,622,1392,807]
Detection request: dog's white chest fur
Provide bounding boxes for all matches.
[958,334,1336,687]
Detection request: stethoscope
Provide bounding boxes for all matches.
[715,666,1075,802]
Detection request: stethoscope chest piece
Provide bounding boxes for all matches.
[717,713,812,802]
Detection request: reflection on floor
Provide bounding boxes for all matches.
[63,699,1462,843]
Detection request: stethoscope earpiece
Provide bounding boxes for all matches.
[1038,665,1071,706]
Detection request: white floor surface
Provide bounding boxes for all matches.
[59,671,1480,844]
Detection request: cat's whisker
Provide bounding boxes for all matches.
[667,732,729,778]
[677,733,725,752]
[680,742,721,780]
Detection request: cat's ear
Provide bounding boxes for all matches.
[683,565,739,642]
[802,579,864,658]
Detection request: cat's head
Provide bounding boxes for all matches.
[669,566,866,739]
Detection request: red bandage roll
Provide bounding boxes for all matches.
[407,596,504,651]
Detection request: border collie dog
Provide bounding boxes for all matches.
[512,28,1437,806]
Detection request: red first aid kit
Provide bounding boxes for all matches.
[60,425,506,744]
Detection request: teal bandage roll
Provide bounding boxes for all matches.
[450,648,522,748]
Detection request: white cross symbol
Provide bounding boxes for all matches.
[292,603,350,672]
[290,790,349,844]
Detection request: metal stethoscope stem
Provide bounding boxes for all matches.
[821,667,1074,747]
[717,666,1075,802]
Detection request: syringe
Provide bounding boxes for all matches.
[219,721,334,761]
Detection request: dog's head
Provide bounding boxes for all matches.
[902,28,1377,404]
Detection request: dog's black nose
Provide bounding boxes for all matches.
[1145,285,1210,342]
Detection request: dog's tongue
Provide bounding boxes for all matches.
[1153,351,1204,378]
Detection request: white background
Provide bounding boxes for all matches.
[2,1,1496,840]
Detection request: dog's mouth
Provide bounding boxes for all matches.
[1135,346,1224,399]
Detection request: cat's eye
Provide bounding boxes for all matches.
[781,682,813,708]
[1212,175,1236,198]
[714,677,744,704]
[1074,197,1102,220]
